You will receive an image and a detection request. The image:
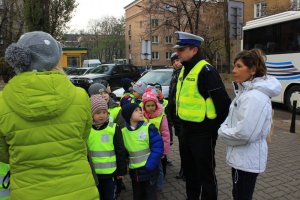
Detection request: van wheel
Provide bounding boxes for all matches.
[285,85,300,114]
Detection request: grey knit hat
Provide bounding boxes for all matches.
[132,81,147,95]
[88,83,108,96]
[5,31,62,74]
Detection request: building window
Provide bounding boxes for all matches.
[165,36,172,44]
[165,19,172,28]
[151,19,159,28]
[0,0,3,6]
[152,35,159,44]
[128,44,131,50]
[291,0,300,10]
[166,52,172,60]
[140,21,143,28]
[152,52,159,60]
[254,2,267,18]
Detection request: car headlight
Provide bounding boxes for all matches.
[88,79,94,83]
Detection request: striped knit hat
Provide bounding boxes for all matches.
[90,94,108,116]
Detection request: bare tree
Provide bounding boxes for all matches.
[79,16,125,63]
[0,0,24,57]
[137,0,225,65]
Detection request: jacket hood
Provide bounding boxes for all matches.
[238,76,282,98]
[3,71,75,121]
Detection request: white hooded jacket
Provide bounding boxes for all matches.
[218,76,282,173]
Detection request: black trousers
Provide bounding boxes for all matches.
[174,124,184,174]
[97,177,116,200]
[182,133,218,200]
[132,179,157,200]
[231,168,259,200]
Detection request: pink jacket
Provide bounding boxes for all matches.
[143,103,170,155]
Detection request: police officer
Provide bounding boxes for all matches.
[168,53,185,180]
[174,31,231,200]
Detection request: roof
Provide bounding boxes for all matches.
[243,11,300,31]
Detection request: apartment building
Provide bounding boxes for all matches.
[124,0,225,67]
[244,0,300,22]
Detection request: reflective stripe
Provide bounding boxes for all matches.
[109,122,114,128]
[0,189,9,197]
[129,154,149,164]
[129,148,150,157]
[93,162,117,169]
[91,150,115,157]
[0,175,9,185]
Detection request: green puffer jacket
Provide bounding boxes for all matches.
[0,71,99,200]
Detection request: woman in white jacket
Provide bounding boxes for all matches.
[218,49,282,200]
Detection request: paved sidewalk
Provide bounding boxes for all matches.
[119,124,300,200]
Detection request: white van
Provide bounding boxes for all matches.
[82,59,101,68]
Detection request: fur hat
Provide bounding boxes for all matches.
[90,94,108,116]
[88,83,108,96]
[132,81,147,95]
[121,78,134,92]
[121,103,140,124]
[5,31,62,74]
[142,88,158,104]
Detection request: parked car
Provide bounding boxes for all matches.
[65,67,94,79]
[70,64,141,91]
[82,59,101,68]
[113,68,173,99]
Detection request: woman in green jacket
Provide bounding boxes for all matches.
[0,31,99,200]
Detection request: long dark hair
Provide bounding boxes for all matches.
[234,49,267,77]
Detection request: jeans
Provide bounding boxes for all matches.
[156,161,164,191]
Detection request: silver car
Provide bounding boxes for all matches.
[113,68,173,99]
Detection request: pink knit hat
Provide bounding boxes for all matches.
[142,88,158,104]
[90,94,108,116]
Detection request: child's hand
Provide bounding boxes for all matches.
[117,176,123,180]
[161,155,165,159]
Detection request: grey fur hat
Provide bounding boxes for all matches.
[5,31,62,74]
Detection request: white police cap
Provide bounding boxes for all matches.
[173,31,204,49]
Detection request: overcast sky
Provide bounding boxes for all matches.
[68,0,134,32]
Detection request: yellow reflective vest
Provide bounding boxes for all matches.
[120,93,135,104]
[176,60,217,122]
[122,123,150,169]
[145,114,164,134]
[87,122,117,174]
[0,162,10,200]
[108,106,121,122]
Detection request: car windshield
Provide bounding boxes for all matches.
[139,70,172,86]
[67,68,90,75]
[89,65,112,74]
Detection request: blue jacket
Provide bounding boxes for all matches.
[125,121,163,182]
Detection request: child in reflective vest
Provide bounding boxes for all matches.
[121,103,163,200]
[89,83,125,128]
[87,95,127,200]
[132,81,148,105]
[0,162,10,200]
[142,88,170,192]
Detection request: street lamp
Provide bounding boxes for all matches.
[136,1,152,68]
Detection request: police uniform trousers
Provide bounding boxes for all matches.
[181,127,218,200]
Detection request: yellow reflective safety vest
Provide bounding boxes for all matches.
[162,99,168,109]
[108,106,121,122]
[145,114,164,134]
[87,122,117,174]
[176,60,217,122]
[120,93,135,104]
[122,123,150,169]
[0,162,10,200]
